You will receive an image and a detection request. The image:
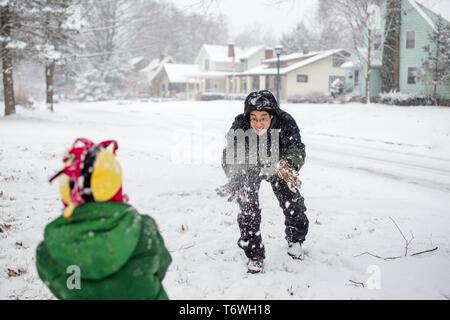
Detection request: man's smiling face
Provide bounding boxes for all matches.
[249,110,273,136]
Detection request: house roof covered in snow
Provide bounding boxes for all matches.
[141,56,174,82]
[141,58,161,73]
[163,63,200,83]
[197,44,265,63]
[195,71,232,79]
[129,56,145,66]
[242,49,348,76]
[413,0,450,28]
[340,61,360,69]
[262,51,319,64]
[128,56,150,71]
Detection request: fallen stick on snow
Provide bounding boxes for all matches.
[354,217,438,260]
[354,247,438,260]
[388,216,414,256]
[410,247,439,256]
[348,280,365,288]
[354,251,402,260]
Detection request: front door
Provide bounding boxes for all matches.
[354,69,360,93]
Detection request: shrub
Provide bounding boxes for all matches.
[200,93,225,101]
[287,92,333,104]
[379,91,435,106]
[199,93,247,101]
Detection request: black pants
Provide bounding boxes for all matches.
[236,169,308,260]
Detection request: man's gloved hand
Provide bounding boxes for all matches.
[278,159,302,193]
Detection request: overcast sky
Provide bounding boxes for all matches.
[169,0,450,41]
[169,0,319,39]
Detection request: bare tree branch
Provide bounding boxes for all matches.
[411,247,439,256]
[349,280,365,288]
[355,218,438,261]
[389,216,414,256]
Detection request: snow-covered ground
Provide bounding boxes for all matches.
[1,100,449,300]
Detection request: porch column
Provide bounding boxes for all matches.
[247,76,253,92]
[236,76,241,94]
[259,75,266,90]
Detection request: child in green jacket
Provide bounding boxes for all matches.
[36,138,171,299]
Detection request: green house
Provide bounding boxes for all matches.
[342,0,450,100]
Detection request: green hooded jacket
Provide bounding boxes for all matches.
[36,202,172,300]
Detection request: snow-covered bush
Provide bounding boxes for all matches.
[74,71,112,102]
[199,93,225,101]
[225,93,248,101]
[379,91,435,106]
[287,92,334,104]
[199,93,247,101]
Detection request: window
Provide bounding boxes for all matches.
[407,67,417,84]
[204,59,210,71]
[374,34,382,50]
[297,74,308,83]
[354,70,359,86]
[406,31,415,49]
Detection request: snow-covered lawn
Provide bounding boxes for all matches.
[1,100,449,300]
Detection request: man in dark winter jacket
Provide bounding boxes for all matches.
[218,90,308,273]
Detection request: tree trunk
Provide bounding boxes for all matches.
[434,46,439,106]
[45,61,55,112]
[393,1,401,92]
[366,29,372,104]
[381,0,401,93]
[393,37,400,91]
[1,5,15,116]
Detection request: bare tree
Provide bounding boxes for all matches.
[234,22,276,48]
[74,0,142,100]
[22,0,81,111]
[321,0,425,104]
[0,2,21,115]
[314,0,353,51]
[280,22,317,54]
[320,0,383,104]
[73,0,229,100]
[381,0,401,93]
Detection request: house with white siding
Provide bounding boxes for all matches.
[143,45,351,101]
[226,48,350,101]
[194,43,269,94]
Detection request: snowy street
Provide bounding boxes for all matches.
[1,100,449,299]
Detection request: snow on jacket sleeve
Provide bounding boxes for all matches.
[278,112,306,172]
